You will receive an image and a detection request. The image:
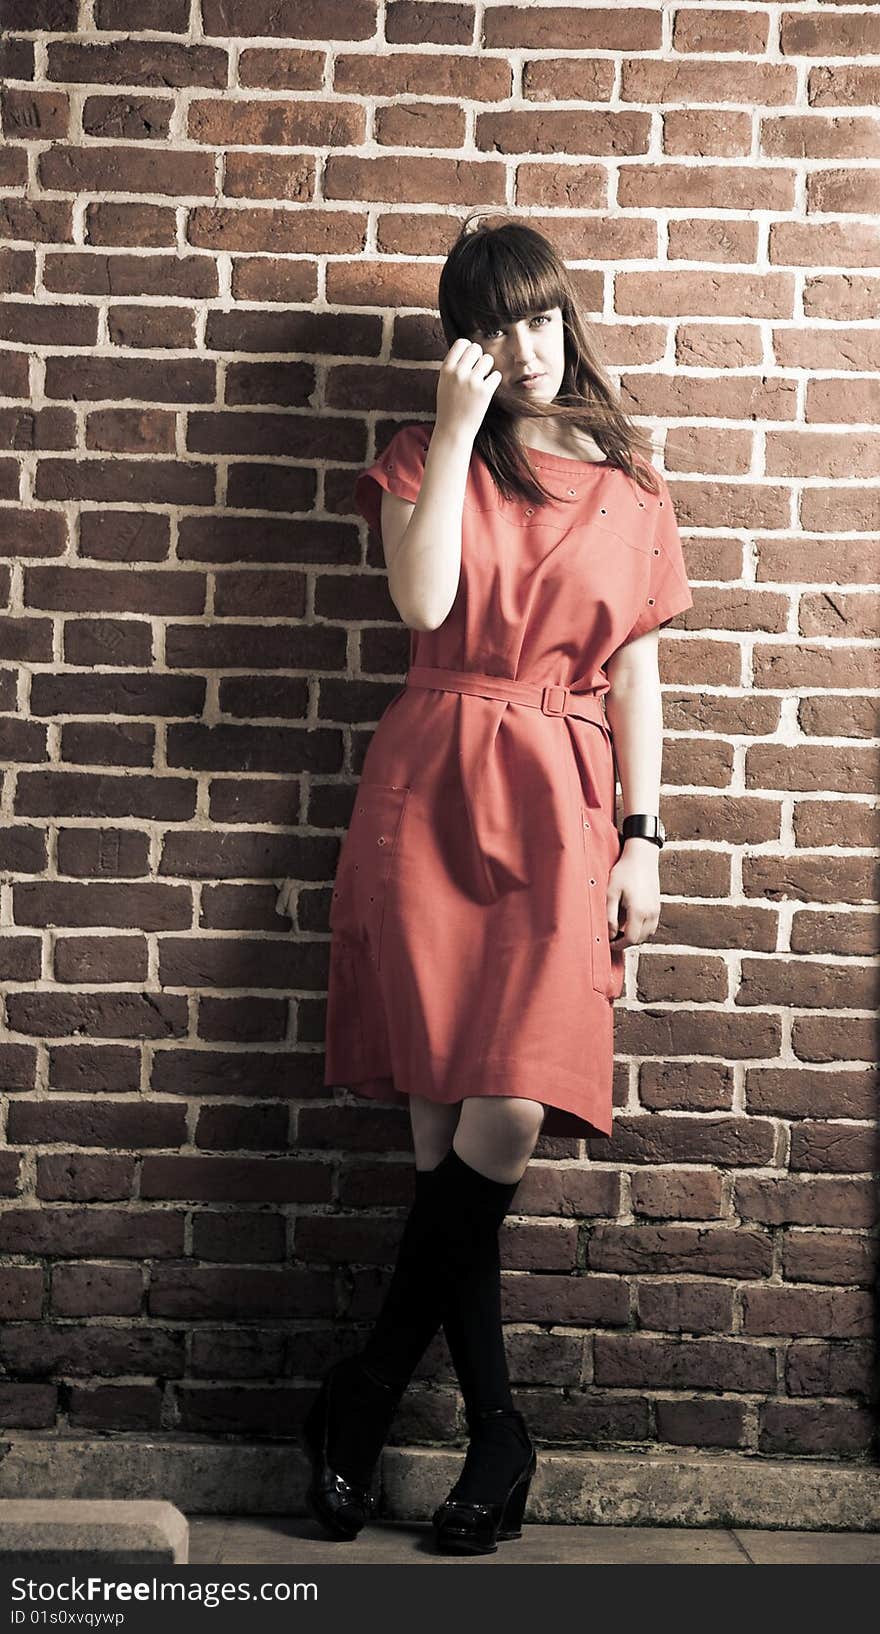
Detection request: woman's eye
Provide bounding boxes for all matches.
[482,314,550,341]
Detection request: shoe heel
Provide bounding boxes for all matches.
[496,1447,537,1541]
[301,1361,376,1542]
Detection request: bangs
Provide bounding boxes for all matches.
[440,225,567,336]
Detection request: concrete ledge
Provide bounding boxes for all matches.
[385,1447,880,1531]
[0,1501,188,1565]
[1,1440,878,1532]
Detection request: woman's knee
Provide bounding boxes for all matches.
[408,1094,461,1170]
[454,1096,545,1182]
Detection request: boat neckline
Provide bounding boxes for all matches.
[519,444,610,470]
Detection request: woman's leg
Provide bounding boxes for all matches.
[355,1096,461,1386]
[454,1094,545,1183]
[409,1094,461,1170]
[321,1097,461,1484]
[427,1097,545,1503]
[320,1094,543,1492]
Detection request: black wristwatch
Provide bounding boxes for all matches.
[620,814,665,849]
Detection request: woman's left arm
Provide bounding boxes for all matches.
[602,627,665,951]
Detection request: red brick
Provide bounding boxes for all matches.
[81,95,174,142]
[639,1058,735,1113]
[630,1169,724,1220]
[189,99,364,148]
[636,1281,735,1335]
[790,905,876,955]
[666,790,780,843]
[792,1015,875,1071]
[758,1400,874,1456]
[751,640,880,686]
[745,1069,876,1121]
[782,1229,876,1288]
[383,3,472,46]
[776,220,880,277]
[484,6,660,50]
[742,1285,872,1338]
[780,11,880,57]
[656,1398,747,1448]
[596,1115,776,1168]
[742,850,877,900]
[92,4,188,31]
[39,144,215,200]
[646,901,777,954]
[590,1224,772,1279]
[737,957,876,1011]
[46,39,226,86]
[190,205,365,256]
[42,251,217,300]
[239,48,325,90]
[85,201,177,246]
[789,1122,877,1174]
[477,109,649,156]
[666,115,754,162]
[339,52,508,99]
[219,152,317,214]
[201,0,374,41]
[798,694,879,743]
[2,87,68,138]
[595,1333,775,1391]
[324,156,504,207]
[615,1006,784,1074]
[636,952,729,1004]
[784,1339,873,1398]
[381,100,468,149]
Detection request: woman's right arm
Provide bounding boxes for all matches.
[381,339,502,632]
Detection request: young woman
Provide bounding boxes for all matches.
[292,215,693,1554]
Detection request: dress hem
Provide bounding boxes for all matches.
[323,1069,613,1143]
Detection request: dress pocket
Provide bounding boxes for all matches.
[328,782,411,974]
[581,808,626,1001]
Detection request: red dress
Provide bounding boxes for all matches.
[322,423,693,1139]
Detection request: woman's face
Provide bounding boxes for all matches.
[470,304,566,401]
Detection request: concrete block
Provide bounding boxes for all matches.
[0,1501,188,1565]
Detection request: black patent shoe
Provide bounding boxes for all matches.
[300,1357,396,1540]
[431,1406,537,1555]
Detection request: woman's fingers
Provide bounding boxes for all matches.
[607,890,659,945]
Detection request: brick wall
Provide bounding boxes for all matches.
[0,2,877,1464]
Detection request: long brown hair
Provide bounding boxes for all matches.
[437,213,660,506]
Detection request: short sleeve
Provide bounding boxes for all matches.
[353,423,431,544]
[618,470,693,647]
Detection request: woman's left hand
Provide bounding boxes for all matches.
[606,842,661,951]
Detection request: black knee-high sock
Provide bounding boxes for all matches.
[358,1150,521,1395]
[324,1165,448,1485]
[429,1158,518,1419]
[356,1166,448,1392]
[423,1152,532,1504]
[327,1148,522,1487]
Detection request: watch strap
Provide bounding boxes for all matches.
[621,814,664,848]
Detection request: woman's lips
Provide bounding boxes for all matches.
[516,373,545,388]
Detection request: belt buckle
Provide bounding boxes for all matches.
[541,684,568,716]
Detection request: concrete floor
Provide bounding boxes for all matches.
[189,1516,880,1565]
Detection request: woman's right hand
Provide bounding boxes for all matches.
[435,338,503,442]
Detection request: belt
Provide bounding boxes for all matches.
[405,665,610,733]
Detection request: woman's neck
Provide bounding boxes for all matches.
[515,422,606,461]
